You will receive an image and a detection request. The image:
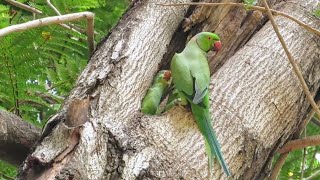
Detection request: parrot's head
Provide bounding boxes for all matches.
[154,70,172,85]
[195,32,221,52]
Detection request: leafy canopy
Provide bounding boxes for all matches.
[0,0,129,178]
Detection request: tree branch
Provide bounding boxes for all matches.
[270,105,317,179]
[26,90,64,104]
[300,130,307,180]
[0,12,95,55]
[261,0,320,122]
[157,2,320,36]
[4,0,84,34]
[263,0,320,176]
[311,116,320,127]
[46,0,61,15]
[0,110,40,166]
[45,0,86,34]
[4,0,42,14]
[305,168,320,180]
[269,153,289,180]
[277,135,320,154]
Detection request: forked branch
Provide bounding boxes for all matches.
[4,0,42,14]
[0,12,95,54]
[46,0,86,34]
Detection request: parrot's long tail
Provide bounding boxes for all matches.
[191,103,231,176]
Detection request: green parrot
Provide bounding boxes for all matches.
[141,70,172,115]
[164,88,188,112]
[170,32,231,176]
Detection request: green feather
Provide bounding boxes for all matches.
[191,93,231,176]
[141,70,171,115]
[170,32,231,176]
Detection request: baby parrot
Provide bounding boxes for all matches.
[170,32,231,176]
[141,70,172,115]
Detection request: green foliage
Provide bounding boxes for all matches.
[313,9,320,18]
[0,4,10,29]
[0,160,17,179]
[243,0,257,5]
[0,0,129,125]
[243,0,257,10]
[1,0,317,179]
[274,122,320,179]
[0,0,129,177]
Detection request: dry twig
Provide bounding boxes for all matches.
[0,12,95,54]
[311,116,320,127]
[46,0,86,34]
[4,0,42,14]
[271,109,316,179]
[277,135,320,154]
[300,130,307,180]
[157,2,320,36]
[261,0,320,178]
[269,153,289,180]
[305,169,320,180]
[261,0,320,122]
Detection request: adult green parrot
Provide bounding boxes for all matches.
[141,70,172,115]
[170,32,231,176]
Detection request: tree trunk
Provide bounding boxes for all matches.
[0,110,40,166]
[18,0,320,179]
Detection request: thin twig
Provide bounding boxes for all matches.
[0,171,15,180]
[269,153,289,180]
[46,0,61,15]
[86,15,95,54]
[277,135,320,153]
[261,0,320,119]
[157,2,320,36]
[262,0,320,177]
[305,168,320,180]
[270,109,316,179]
[300,129,307,180]
[311,116,320,127]
[294,110,317,139]
[0,12,95,55]
[4,0,42,14]
[45,0,87,34]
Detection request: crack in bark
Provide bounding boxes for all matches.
[53,128,81,163]
[103,130,125,180]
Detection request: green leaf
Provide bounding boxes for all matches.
[313,9,320,18]
[0,160,17,178]
[243,0,257,10]
[243,0,257,5]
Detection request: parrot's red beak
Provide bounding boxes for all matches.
[213,41,222,52]
[163,70,171,81]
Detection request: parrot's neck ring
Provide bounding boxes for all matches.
[196,39,207,52]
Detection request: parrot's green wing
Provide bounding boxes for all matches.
[188,50,210,104]
[171,42,210,105]
[170,53,194,96]
[170,32,231,176]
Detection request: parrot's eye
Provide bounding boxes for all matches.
[208,37,211,40]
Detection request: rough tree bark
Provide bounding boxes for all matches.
[15,0,319,179]
[0,110,40,166]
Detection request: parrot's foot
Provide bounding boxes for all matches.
[162,98,181,113]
